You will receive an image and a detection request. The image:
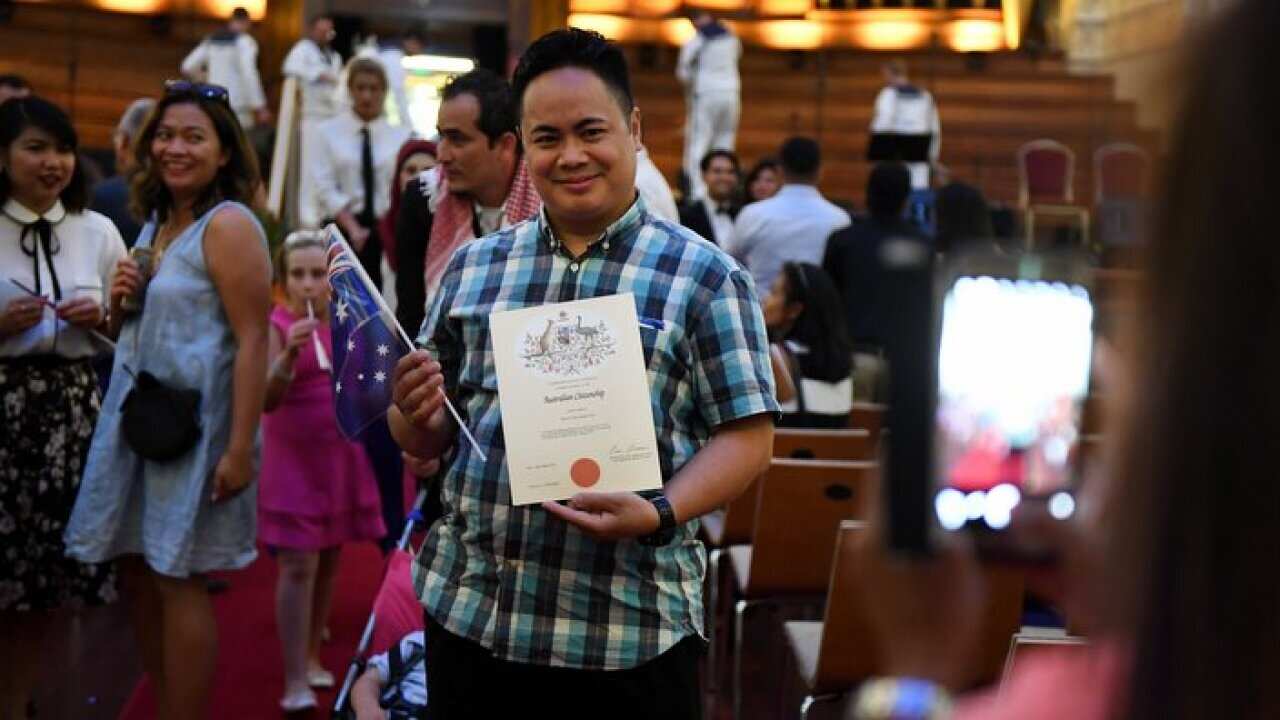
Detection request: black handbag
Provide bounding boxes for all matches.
[120,368,203,461]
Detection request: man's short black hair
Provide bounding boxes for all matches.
[511,28,634,124]
[441,68,517,146]
[230,7,250,21]
[867,162,911,220]
[780,136,821,179]
[404,25,428,45]
[700,149,739,174]
[0,74,30,91]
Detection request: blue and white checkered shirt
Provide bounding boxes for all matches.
[411,196,778,670]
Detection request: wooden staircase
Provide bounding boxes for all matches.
[0,3,229,150]
[626,45,1160,208]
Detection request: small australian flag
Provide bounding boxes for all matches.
[325,226,410,440]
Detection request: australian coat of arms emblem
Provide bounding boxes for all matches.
[519,309,617,377]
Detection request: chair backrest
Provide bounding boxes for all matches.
[1094,142,1150,204]
[1000,631,1090,692]
[810,523,1027,694]
[773,428,875,461]
[719,476,761,547]
[849,402,887,444]
[812,521,878,693]
[745,459,876,598]
[1018,139,1076,206]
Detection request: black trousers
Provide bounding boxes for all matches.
[356,224,383,293]
[423,614,703,720]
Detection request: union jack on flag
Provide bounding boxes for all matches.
[325,225,410,439]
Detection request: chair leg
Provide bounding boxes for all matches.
[733,599,751,720]
[706,547,722,690]
[799,695,816,720]
[800,694,841,720]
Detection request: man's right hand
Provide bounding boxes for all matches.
[392,349,446,430]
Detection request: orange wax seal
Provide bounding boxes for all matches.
[570,458,601,488]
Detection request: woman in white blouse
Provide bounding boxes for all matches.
[312,56,411,294]
[0,95,124,718]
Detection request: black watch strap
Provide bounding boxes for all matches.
[640,494,677,546]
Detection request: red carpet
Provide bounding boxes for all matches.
[117,541,387,719]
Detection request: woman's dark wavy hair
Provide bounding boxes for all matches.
[779,262,852,383]
[0,96,88,212]
[744,157,780,202]
[1106,1,1280,718]
[129,89,260,223]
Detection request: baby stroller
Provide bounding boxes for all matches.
[332,488,431,719]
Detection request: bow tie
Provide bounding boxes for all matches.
[19,217,62,301]
[714,204,732,216]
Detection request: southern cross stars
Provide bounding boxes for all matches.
[374,370,387,383]
[376,344,390,357]
[335,300,350,322]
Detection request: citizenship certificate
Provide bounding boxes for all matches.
[489,293,662,505]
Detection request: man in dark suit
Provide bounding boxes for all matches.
[823,162,929,399]
[678,148,740,246]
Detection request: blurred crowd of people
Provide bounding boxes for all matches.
[4,1,1280,719]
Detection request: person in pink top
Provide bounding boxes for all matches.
[849,2,1280,718]
[260,231,385,713]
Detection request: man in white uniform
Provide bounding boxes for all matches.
[676,11,741,202]
[376,28,427,130]
[180,7,269,130]
[870,59,941,190]
[283,14,343,227]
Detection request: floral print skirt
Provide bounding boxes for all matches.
[0,357,116,611]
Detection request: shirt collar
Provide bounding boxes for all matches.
[3,198,66,225]
[536,194,647,255]
[777,184,821,199]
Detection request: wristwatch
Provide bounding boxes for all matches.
[639,494,677,547]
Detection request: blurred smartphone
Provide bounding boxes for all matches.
[931,252,1094,562]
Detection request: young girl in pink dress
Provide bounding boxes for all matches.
[260,232,385,712]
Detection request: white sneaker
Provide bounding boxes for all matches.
[279,689,317,712]
[307,668,335,688]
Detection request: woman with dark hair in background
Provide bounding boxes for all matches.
[762,261,853,428]
[853,2,1280,718]
[378,139,436,275]
[0,96,123,719]
[63,81,271,718]
[743,156,781,204]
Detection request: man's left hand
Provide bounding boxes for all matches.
[542,492,662,541]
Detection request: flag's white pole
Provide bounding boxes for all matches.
[325,225,488,462]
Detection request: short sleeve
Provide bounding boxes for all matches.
[367,647,391,684]
[92,212,127,290]
[416,252,465,396]
[688,267,781,429]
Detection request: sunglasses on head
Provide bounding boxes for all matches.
[163,80,231,106]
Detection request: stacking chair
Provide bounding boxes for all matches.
[784,522,1027,718]
[1018,139,1090,251]
[848,402,886,446]
[727,459,877,719]
[705,429,875,688]
[1000,629,1090,690]
[773,427,874,461]
[1093,142,1150,250]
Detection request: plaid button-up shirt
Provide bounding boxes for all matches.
[412,197,779,670]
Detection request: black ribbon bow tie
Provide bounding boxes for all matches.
[19,217,62,301]
[715,205,732,216]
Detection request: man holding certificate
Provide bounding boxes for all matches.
[389,28,778,718]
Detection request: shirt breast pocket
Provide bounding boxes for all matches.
[450,303,508,394]
[639,323,687,376]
